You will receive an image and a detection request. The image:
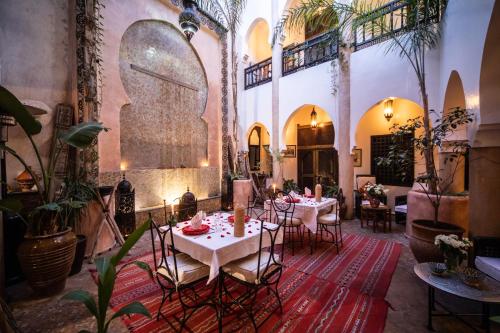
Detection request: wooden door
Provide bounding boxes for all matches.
[298,148,338,190]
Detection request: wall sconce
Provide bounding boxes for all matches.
[310,107,318,128]
[179,0,201,41]
[384,99,394,122]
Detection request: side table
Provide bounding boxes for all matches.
[414,263,500,332]
[360,204,392,232]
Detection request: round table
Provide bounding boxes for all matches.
[414,263,500,332]
[360,204,392,233]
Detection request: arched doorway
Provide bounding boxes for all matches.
[283,105,338,190]
[246,123,271,175]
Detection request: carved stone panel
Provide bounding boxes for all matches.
[119,20,208,169]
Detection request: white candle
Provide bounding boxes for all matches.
[273,184,276,193]
[171,203,175,214]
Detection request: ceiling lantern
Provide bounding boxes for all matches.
[310,107,318,128]
[179,0,201,42]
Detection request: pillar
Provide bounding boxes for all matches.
[271,0,283,186]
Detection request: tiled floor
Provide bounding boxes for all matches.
[6,218,500,332]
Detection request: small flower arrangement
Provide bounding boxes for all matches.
[434,234,472,271]
[365,183,388,199]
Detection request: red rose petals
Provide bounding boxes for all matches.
[207,236,211,239]
[221,234,225,238]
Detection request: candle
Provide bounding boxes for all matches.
[171,203,175,214]
[315,184,322,203]
[234,206,245,237]
[273,184,276,193]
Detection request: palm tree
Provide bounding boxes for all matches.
[274,0,444,195]
[198,0,247,173]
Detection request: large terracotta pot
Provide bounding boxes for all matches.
[410,220,464,263]
[17,228,77,296]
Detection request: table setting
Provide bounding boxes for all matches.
[160,210,283,283]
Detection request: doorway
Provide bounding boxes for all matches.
[297,122,338,189]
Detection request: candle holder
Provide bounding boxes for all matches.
[163,199,177,227]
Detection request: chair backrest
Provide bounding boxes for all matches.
[255,191,290,282]
[149,213,179,283]
[356,175,376,190]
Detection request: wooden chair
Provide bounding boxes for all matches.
[149,214,217,331]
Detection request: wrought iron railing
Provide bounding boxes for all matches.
[244,57,272,90]
[353,0,446,51]
[282,29,339,76]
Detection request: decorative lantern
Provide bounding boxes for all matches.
[384,98,394,122]
[310,107,318,128]
[115,174,136,238]
[179,0,201,41]
[178,187,197,221]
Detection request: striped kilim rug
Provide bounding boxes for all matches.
[96,233,401,332]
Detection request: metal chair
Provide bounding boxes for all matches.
[247,194,271,222]
[219,205,285,331]
[271,191,304,256]
[149,213,218,332]
[316,189,344,253]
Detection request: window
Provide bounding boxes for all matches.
[370,133,414,186]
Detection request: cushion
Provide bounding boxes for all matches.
[278,215,302,226]
[318,213,338,225]
[157,253,209,286]
[395,204,407,213]
[222,251,281,284]
[475,256,500,281]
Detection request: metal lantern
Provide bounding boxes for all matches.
[178,187,197,221]
[115,174,136,238]
[179,0,201,41]
[310,107,318,128]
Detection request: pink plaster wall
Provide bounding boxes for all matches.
[99,0,222,174]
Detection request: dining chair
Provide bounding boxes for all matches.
[272,191,303,256]
[247,194,270,222]
[219,206,285,331]
[149,213,218,332]
[316,188,344,253]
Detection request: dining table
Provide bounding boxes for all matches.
[265,196,337,234]
[160,212,283,284]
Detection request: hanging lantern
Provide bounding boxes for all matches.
[310,107,318,128]
[179,0,201,41]
[384,98,394,122]
[115,174,136,238]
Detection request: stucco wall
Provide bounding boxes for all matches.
[0,0,72,187]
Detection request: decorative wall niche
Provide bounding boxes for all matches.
[119,20,209,169]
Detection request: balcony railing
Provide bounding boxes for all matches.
[244,57,272,90]
[282,30,339,76]
[353,0,446,51]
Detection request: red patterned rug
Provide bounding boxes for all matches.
[93,233,401,332]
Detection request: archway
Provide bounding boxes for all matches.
[245,18,272,63]
[283,104,337,190]
[354,97,424,206]
[440,70,467,192]
[246,123,272,175]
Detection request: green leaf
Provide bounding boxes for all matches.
[63,290,99,318]
[0,85,42,135]
[0,198,23,213]
[59,122,108,149]
[133,261,153,279]
[111,218,150,267]
[110,301,151,321]
[35,202,62,212]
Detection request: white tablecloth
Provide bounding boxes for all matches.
[160,212,283,283]
[265,197,337,233]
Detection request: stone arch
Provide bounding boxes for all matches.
[246,122,272,173]
[282,104,334,147]
[119,20,208,170]
[442,70,467,140]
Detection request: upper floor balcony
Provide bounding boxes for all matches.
[243,0,446,90]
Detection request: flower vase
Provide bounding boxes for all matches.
[444,254,460,272]
[369,197,381,208]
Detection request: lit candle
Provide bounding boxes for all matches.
[273,184,276,193]
[171,203,175,214]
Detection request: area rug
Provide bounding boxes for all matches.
[93,234,401,332]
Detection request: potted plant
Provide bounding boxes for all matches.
[434,234,472,272]
[377,107,472,262]
[282,178,300,194]
[365,183,388,208]
[0,85,107,296]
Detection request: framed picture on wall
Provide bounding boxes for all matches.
[283,145,296,158]
[353,148,362,167]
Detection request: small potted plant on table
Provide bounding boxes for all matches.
[365,184,388,208]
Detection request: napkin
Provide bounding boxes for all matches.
[190,211,206,229]
[289,190,300,199]
[304,187,311,196]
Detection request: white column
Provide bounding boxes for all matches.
[271,0,283,185]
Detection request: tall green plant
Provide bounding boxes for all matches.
[0,85,108,235]
[64,219,152,333]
